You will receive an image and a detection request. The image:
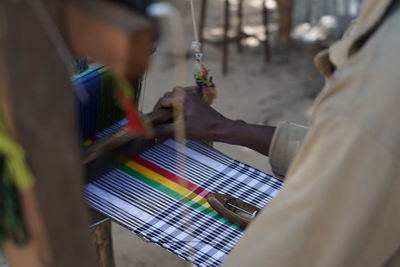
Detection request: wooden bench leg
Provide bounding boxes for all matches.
[262,0,271,62]
[223,0,230,75]
[91,220,115,267]
[237,0,244,54]
[277,0,293,44]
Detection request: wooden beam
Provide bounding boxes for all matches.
[64,0,155,80]
[2,1,98,266]
[84,109,172,164]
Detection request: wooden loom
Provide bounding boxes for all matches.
[0,0,162,266]
[1,1,285,265]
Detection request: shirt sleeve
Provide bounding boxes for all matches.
[223,114,400,267]
[269,121,308,178]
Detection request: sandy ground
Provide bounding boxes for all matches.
[111,0,324,266]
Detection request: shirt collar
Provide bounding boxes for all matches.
[329,0,393,68]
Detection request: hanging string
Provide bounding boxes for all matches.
[189,0,203,61]
[189,0,199,43]
[188,0,217,104]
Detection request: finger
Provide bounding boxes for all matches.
[153,123,175,139]
[153,92,174,110]
[159,95,175,108]
[172,86,185,94]
[185,86,202,96]
[154,123,174,139]
[171,86,188,108]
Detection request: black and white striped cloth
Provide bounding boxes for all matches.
[85,139,283,266]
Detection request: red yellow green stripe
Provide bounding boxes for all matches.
[134,157,210,198]
[126,160,211,210]
[118,157,243,231]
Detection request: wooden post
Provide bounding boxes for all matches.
[277,0,293,44]
[262,0,271,62]
[90,221,115,267]
[1,1,98,266]
[237,0,244,54]
[222,0,230,75]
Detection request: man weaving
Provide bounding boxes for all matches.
[152,0,400,266]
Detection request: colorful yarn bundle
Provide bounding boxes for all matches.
[189,0,217,105]
[194,59,217,104]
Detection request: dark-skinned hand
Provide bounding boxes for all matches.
[152,86,276,156]
[153,86,231,141]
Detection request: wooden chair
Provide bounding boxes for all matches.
[199,0,271,75]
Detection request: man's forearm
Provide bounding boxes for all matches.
[213,119,276,156]
[153,88,276,154]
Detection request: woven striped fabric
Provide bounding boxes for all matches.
[85,139,283,266]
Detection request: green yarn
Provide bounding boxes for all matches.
[0,110,32,248]
[0,158,29,248]
[0,113,34,190]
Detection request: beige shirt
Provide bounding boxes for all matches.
[224,0,400,266]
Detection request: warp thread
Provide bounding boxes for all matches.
[73,66,148,142]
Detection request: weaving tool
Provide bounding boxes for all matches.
[74,65,281,265]
[73,65,172,167]
[207,193,261,229]
[79,0,219,166]
[71,2,281,266]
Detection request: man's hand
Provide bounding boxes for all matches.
[153,86,276,156]
[153,86,232,141]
